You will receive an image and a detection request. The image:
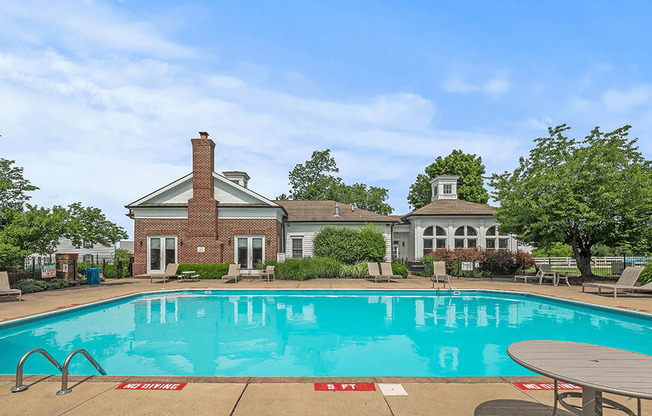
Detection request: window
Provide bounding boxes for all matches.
[485,226,509,250]
[423,226,447,255]
[148,236,177,272]
[292,238,303,259]
[443,184,452,194]
[235,236,265,268]
[453,226,478,249]
[83,254,93,263]
[82,240,93,248]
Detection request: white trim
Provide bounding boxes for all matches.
[147,235,178,273]
[234,235,266,269]
[128,173,193,207]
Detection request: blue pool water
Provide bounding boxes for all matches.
[1,290,651,377]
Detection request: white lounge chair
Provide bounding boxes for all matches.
[380,262,401,283]
[367,262,383,283]
[582,266,645,298]
[150,263,179,284]
[260,265,275,282]
[222,264,241,283]
[0,271,22,301]
[432,261,451,289]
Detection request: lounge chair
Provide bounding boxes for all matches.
[0,271,22,301]
[260,265,275,282]
[432,261,450,289]
[582,266,645,298]
[150,263,179,283]
[367,262,383,283]
[535,264,557,285]
[222,264,241,283]
[626,281,652,296]
[380,262,402,283]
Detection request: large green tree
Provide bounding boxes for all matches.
[490,125,652,277]
[0,158,128,268]
[280,150,393,215]
[408,150,489,209]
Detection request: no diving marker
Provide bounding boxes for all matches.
[314,383,376,391]
[513,382,581,391]
[116,382,187,391]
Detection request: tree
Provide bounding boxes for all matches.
[280,149,393,215]
[408,150,489,209]
[490,124,652,277]
[0,158,128,268]
[0,159,38,226]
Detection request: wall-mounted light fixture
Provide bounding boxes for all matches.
[228,236,232,246]
[402,241,405,247]
[139,238,143,246]
[266,236,270,244]
[179,238,183,247]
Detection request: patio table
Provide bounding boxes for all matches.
[508,340,652,416]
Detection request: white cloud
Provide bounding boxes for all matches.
[602,85,651,112]
[443,74,511,96]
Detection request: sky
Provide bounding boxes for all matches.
[2,0,652,240]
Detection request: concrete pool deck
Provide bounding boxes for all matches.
[1,276,650,415]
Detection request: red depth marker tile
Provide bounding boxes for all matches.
[314,383,376,391]
[116,382,187,391]
[513,382,581,391]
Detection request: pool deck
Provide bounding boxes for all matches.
[1,276,650,415]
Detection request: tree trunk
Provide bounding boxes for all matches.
[570,226,593,278]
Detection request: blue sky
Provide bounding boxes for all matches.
[1,0,652,239]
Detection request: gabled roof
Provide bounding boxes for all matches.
[403,199,496,218]
[125,172,281,209]
[276,200,399,223]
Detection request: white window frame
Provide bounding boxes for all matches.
[147,235,178,273]
[235,235,266,269]
[291,237,304,259]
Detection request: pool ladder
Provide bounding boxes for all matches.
[432,274,452,292]
[11,348,107,395]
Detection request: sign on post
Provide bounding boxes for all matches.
[41,265,56,278]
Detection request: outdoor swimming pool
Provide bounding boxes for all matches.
[1,290,651,377]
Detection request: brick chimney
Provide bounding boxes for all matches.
[187,132,218,237]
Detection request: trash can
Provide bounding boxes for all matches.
[84,267,101,285]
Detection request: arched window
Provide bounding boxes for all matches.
[423,226,446,256]
[454,226,477,248]
[485,226,509,250]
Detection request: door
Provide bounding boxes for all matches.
[235,236,264,269]
[148,236,177,273]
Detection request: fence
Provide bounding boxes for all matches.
[22,255,133,279]
[533,256,648,279]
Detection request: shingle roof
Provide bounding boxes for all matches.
[275,200,398,223]
[404,199,496,218]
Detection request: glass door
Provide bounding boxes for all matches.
[148,236,177,273]
[235,236,265,269]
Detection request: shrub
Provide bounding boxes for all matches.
[516,252,536,270]
[391,263,408,278]
[103,262,130,278]
[314,226,360,264]
[639,263,652,285]
[340,261,369,278]
[482,250,519,275]
[178,263,233,279]
[358,224,387,262]
[13,278,78,293]
[314,224,386,264]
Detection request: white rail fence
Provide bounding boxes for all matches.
[533,256,648,269]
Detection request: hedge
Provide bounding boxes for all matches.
[12,278,81,294]
[640,263,652,285]
[313,224,387,264]
[260,258,404,280]
[178,263,233,279]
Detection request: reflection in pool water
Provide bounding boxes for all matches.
[0,291,650,377]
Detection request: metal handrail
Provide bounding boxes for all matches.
[11,348,63,393]
[57,349,107,395]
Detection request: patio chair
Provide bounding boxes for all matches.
[380,262,402,283]
[626,281,652,296]
[367,262,383,283]
[582,266,645,298]
[0,271,22,301]
[535,264,557,285]
[150,263,179,284]
[260,265,275,282]
[432,261,451,289]
[222,264,241,283]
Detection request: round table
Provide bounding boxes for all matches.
[508,341,652,416]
